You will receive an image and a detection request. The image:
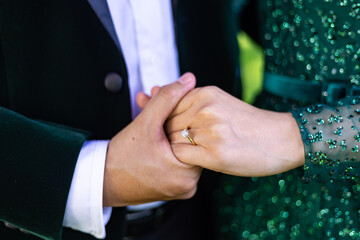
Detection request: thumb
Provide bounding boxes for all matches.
[151,86,161,97]
[136,86,162,110]
[136,92,151,110]
[143,73,196,124]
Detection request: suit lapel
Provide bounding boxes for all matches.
[86,0,121,50]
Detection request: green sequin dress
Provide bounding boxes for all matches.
[216,1,360,239]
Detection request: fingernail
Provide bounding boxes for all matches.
[178,74,193,85]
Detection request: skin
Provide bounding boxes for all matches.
[103,73,202,207]
[137,82,305,178]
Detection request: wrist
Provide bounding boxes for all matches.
[103,138,119,207]
[103,134,134,207]
[284,112,305,168]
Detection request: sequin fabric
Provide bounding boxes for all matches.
[216,0,360,239]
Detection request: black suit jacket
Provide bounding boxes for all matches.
[0,0,242,239]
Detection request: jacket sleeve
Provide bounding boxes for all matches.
[0,106,89,240]
[0,14,95,239]
[0,39,92,240]
[292,97,360,182]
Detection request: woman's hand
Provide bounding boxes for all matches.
[165,86,305,177]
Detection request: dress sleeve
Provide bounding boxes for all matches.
[292,97,360,182]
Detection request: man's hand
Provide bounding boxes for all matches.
[165,86,305,177]
[103,73,202,207]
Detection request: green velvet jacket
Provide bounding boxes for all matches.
[0,0,241,239]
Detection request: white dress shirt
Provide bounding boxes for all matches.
[63,0,179,238]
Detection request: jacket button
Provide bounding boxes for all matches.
[104,73,123,92]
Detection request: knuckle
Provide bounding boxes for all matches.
[174,183,191,196]
[162,179,180,198]
[198,87,211,99]
[166,176,197,198]
[207,85,221,93]
[199,86,220,98]
[158,87,176,99]
[198,106,215,120]
[179,186,198,200]
[181,178,197,193]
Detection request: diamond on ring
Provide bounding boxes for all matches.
[181,129,196,145]
[181,129,189,138]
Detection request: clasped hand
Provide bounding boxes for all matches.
[104,73,305,207]
[138,74,305,178]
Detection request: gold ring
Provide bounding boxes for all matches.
[181,129,196,145]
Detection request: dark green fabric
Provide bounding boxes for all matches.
[0,0,242,239]
[263,72,323,103]
[0,0,131,239]
[0,107,88,239]
[216,0,360,239]
[0,0,131,137]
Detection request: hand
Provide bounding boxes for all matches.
[103,73,202,207]
[165,86,305,177]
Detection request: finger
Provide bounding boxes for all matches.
[136,92,151,110]
[167,87,202,119]
[166,99,215,134]
[143,72,196,124]
[165,106,198,134]
[171,143,211,167]
[168,128,207,146]
[151,86,160,97]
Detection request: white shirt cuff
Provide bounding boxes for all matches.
[63,140,112,239]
